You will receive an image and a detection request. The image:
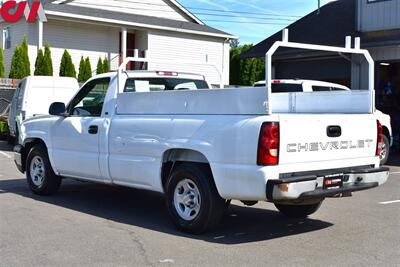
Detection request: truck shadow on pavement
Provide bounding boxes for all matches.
[0,140,13,152]
[0,178,333,244]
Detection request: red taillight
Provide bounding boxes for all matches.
[257,122,280,165]
[376,120,383,156]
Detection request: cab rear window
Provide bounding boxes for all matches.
[124,78,209,92]
[254,83,303,93]
[271,83,302,93]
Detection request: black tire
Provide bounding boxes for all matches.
[275,201,323,218]
[26,144,61,195]
[379,135,390,166]
[224,199,231,210]
[165,163,225,234]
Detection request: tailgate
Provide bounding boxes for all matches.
[279,114,377,164]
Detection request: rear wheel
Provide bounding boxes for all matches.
[26,144,61,195]
[379,135,390,165]
[165,163,225,234]
[275,201,323,218]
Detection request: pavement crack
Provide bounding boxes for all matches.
[105,221,154,266]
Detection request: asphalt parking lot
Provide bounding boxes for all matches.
[0,140,399,267]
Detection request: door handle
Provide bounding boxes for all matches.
[88,125,98,134]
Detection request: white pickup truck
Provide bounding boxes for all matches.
[254,79,393,165]
[14,36,390,233]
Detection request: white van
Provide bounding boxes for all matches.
[8,76,79,143]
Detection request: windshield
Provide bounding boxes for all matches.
[124,78,210,92]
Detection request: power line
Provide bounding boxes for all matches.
[202,20,289,26]
[193,12,296,21]
[71,1,299,21]
[185,6,302,18]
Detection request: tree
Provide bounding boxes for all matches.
[59,49,76,78]
[96,57,104,74]
[0,49,6,78]
[9,46,23,79]
[103,57,109,73]
[42,43,53,76]
[78,56,92,82]
[78,56,86,83]
[238,44,253,86]
[230,39,239,48]
[85,57,92,80]
[229,47,241,85]
[229,43,265,86]
[34,49,44,76]
[20,36,31,77]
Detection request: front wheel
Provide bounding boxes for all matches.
[275,201,323,218]
[165,163,225,234]
[26,144,61,195]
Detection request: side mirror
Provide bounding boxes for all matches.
[49,102,66,116]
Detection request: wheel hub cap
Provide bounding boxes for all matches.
[30,156,45,187]
[173,179,201,221]
[380,143,387,160]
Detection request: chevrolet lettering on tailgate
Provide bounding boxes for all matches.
[287,139,374,153]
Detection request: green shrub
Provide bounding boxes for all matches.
[103,57,109,73]
[96,57,104,75]
[42,43,53,76]
[85,57,92,80]
[78,56,85,83]
[9,46,22,79]
[59,49,76,78]
[0,49,6,78]
[34,49,44,76]
[20,36,31,77]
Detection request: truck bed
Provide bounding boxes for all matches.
[116,87,373,115]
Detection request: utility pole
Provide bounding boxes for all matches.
[317,0,321,14]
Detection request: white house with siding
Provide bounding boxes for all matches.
[0,0,236,85]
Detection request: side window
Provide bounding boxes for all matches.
[16,80,26,111]
[124,78,209,92]
[68,78,110,117]
[271,83,303,93]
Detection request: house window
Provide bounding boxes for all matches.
[3,27,11,49]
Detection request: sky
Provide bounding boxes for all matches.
[177,0,334,45]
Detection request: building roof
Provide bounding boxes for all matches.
[44,1,236,39]
[240,0,357,58]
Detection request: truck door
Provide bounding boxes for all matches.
[51,78,111,181]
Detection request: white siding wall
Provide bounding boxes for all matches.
[0,21,29,76]
[27,19,121,76]
[0,19,229,86]
[147,30,230,85]
[66,0,192,22]
[358,0,400,32]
